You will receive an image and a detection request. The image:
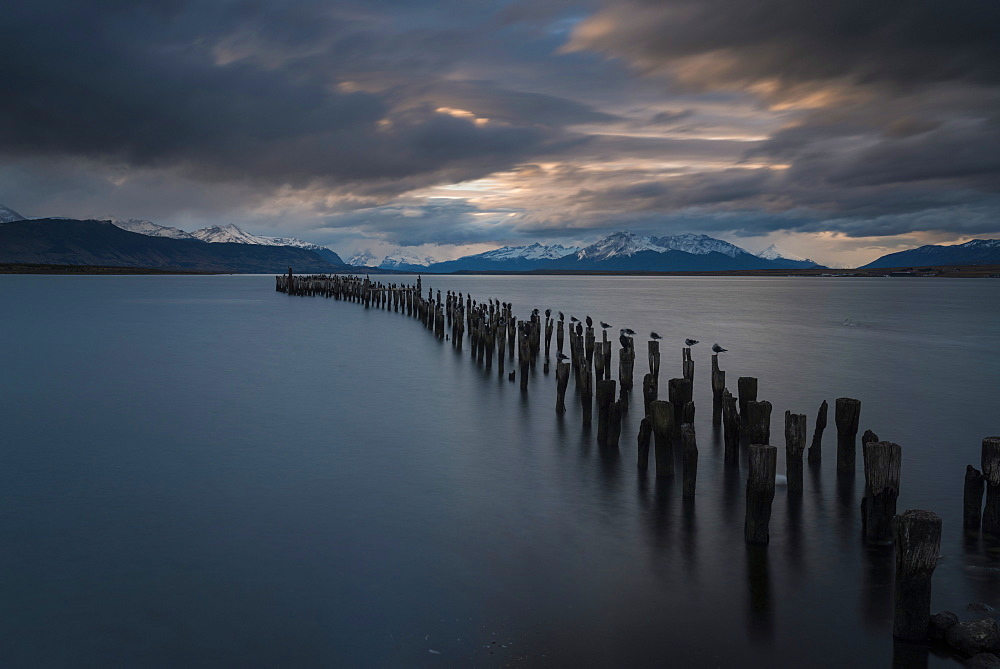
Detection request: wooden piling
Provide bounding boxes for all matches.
[608,399,624,448]
[892,509,942,640]
[642,373,657,416]
[555,361,570,413]
[650,400,675,477]
[682,423,698,498]
[722,390,740,465]
[682,347,694,383]
[637,417,652,470]
[835,397,862,474]
[808,399,828,464]
[745,444,777,544]
[519,358,529,392]
[668,377,693,438]
[596,379,616,446]
[862,441,902,545]
[737,377,758,423]
[619,345,635,391]
[981,437,1000,535]
[746,400,772,445]
[580,368,593,425]
[784,411,807,493]
[711,355,725,424]
[965,465,985,531]
[648,340,660,380]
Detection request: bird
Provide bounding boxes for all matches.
[570,316,578,323]
[685,339,699,346]
[712,343,728,353]
[619,330,632,350]
[558,311,565,321]
[650,332,662,340]
[545,309,551,318]
[557,352,570,362]
[600,321,611,329]
[623,328,636,336]
[576,323,583,336]
[586,316,593,328]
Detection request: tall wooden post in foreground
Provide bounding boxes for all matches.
[808,399,828,464]
[836,397,862,473]
[965,465,985,531]
[784,411,807,493]
[745,444,777,544]
[862,441,901,544]
[893,510,941,640]
[650,400,675,477]
[981,437,1000,535]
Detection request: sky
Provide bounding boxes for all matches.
[2,0,999,267]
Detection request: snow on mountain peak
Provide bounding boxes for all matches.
[576,231,664,260]
[756,243,807,262]
[379,249,436,268]
[103,216,196,240]
[0,203,25,223]
[652,233,747,258]
[481,242,579,261]
[348,250,379,266]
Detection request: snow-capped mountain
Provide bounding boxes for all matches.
[103,216,196,240]
[0,203,26,223]
[191,223,344,264]
[652,233,746,258]
[479,242,580,262]
[861,239,1000,269]
[419,242,579,273]
[574,231,664,261]
[348,250,379,267]
[379,249,436,270]
[757,243,806,262]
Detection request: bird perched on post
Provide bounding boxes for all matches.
[622,328,636,336]
[650,332,662,340]
[570,316,578,323]
[600,321,611,329]
[585,316,593,328]
[545,309,551,319]
[712,343,728,353]
[559,311,565,321]
[557,352,570,362]
[685,339,699,347]
[576,323,583,336]
[619,329,632,350]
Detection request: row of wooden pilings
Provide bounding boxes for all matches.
[276,270,994,644]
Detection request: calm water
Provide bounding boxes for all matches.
[2,274,999,667]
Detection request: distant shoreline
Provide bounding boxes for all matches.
[3,262,999,277]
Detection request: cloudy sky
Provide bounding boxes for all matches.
[3,0,998,266]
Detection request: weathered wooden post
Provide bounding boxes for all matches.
[608,399,624,448]
[642,373,657,416]
[619,343,635,391]
[722,390,740,465]
[746,400,772,445]
[557,319,565,355]
[555,361,570,413]
[580,368,593,425]
[648,340,660,380]
[892,510,942,640]
[650,400,675,477]
[637,417,652,470]
[603,341,612,381]
[745,444,777,544]
[981,438,1000,535]
[544,316,553,358]
[965,465,985,531]
[785,411,807,493]
[594,344,606,383]
[585,327,595,366]
[861,441,902,544]
[596,379,616,447]
[519,357,529,392]
[808,399,828,464]
[668,377,692,438]
[711,355,725,425]
[738,377,757,424]
[682,347,694,383]
[682,423,698,498]
[836,397,862,474]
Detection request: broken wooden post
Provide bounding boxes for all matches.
[784,411,807,493]
[648,340,660,380]
[608,399,624,448]
[745,444,777,544]
[836,397,862,474]
[668,377,692,438]
[682,423,698,498]
[682,347,694,383]
[619,344,635,391]
[711,355,725,424]
[555,361,570,413]
[650,400,675,477]
[556,319,565,355]
[862,441,902,545]
[981,438,1000,535]
[808,399,828,464]
[596,379,616,446]
[746,400,772,445]
[722,390,741,465]
[642,373,657,416]
[580,368,593,425]
[637,417,652,470]
[965,465,985,531]
[892,509,942,640]
[738,377,758,423]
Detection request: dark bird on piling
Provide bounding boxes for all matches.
[650,332,662,340]
[623,328,636,336]
[619,330,631,350]
[557,353,569,362]
[559,311,564,321]
[712,343,728,353]
[685,339,699,347]
[570,316,578,323]
[586,316,593,328]
[576,323,583,336]
[600,321,611,329]
[545,309,551,318]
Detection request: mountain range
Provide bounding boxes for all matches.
[859,239,1000,269]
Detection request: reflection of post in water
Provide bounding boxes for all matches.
[861,545,894,631]
[649,477,675,553]
[891,638,928,669]
[722,458,742,529]
[681,496,698,578]
[745,545,773,644]
[786,491,803,578]
[837,470,856,546]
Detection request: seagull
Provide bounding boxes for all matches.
[712,343,728,353]
[600,321,611,329]
[623,328,636,336]
[685,339,699,346]
[650,332,662,340]
[585,316,593,328]
[557,353,570,362]
[570,316,578,323]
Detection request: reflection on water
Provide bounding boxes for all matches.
[2,274,998,667]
